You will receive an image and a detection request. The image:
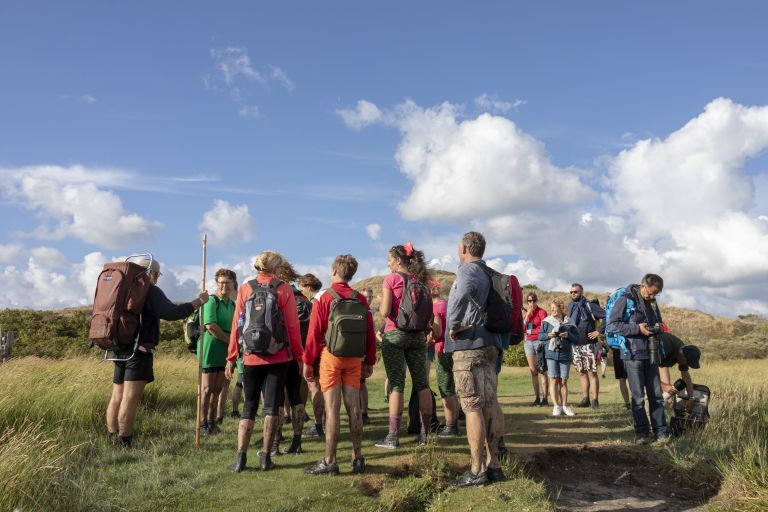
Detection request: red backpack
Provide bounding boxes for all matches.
[89,262,151,350]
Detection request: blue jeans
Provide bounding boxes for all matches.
[624,359,667,439]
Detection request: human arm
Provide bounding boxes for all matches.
[146,286,208,322]
[538,321,553,341]
[447,265,477,337]
[302,292,328,367]
[226,286,246,363]
[379,281,393,320]
[363,298,377,367]
[588,302,606,339]
[681,369,695,413]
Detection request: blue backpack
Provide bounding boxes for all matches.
[605,287,636,356]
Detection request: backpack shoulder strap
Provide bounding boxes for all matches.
[350,290,359,300]
[327,288,342,301]
[247,278,260,291]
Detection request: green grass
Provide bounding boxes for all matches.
[0,356,766,511]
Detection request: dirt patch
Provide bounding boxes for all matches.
[525,445,720,512]
[360,475,385,497]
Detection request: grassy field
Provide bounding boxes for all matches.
[0,356,766,511]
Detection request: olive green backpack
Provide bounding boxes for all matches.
[325,289,368,358]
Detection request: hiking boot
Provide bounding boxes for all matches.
[228,452,247,473]
[207,422,220,435]
[283,435,303,454]
[486,466,506,483]
[437,424,459,437]
[552,405,563,416]
[415,433,428,446]
[259,451,275,471]
[304,458,340,476]
[591,399,600,410]
[230,410,241,419]
[530,397,541,407]
[303,424,324,438]
[118,435,133,448]
[451,470,488,488]
[351,457,366,474]
[577,397,591,408]
[200,422,210,436]
[374,432,399,449]
[635,436,649,445]
[361,413,371,426]
[562,406,576,417]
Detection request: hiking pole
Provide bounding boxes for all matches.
[195,234,207,449]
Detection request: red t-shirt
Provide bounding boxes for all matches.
[302,281,377,367]
[525,306,548,341]
[227,274,304,366]
[432,299,448,354]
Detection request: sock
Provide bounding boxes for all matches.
[388,415,401,434]
[445,422,456,430]
[420,414,432,435]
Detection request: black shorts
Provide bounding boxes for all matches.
[202,366,225,374]
[113,351,154,384]
[612,349,627,380]
[242,363,289,419]
[284,360,303,407]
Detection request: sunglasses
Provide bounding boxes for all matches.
[570,291,580,295]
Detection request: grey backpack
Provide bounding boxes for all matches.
[240,279,287,356]
[325,289,368,358]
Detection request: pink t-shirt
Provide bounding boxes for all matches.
[433,299,448,354]
[383,272,417,332]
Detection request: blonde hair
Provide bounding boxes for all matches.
[550,298,566,316]
[253,251,297,280]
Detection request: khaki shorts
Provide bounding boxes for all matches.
[452,346,499,412]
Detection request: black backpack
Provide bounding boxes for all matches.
[407,387,440,434]
[469,261,517,335]
[184,296,220,353]
[240,279,287,356]
[394,273,433,332]
[294,289,312,346]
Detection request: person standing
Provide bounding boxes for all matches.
[303,255,377,475]
[568,284,605,409]
[297,274,327,438]
[431,280,460,437]
[446,232,505,487]
[523,292,549,407]
[607,273,668,444]
[539,299,577,417]
[198,268,236,435]
[106,255,208,448]
[225,251,304,472]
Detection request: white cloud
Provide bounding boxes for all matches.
[1,166,163,249]
[211,47,264,84]
[365,223,381,240]
[337,100,384,129]
[474,93,525,113]
[239,105,260,118]
[0,243,25,264]
[81,94,97,104]
[199,200,255,245]
[270,66,295,91]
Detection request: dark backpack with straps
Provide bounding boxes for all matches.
[326,288,368,358]
[394,273,433,333]
[470,261,524,342]
[294,288,312,346]
[240,278,287,356]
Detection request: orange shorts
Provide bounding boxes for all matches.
[319,348,362,392]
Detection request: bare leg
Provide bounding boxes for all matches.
[442,395,459,425]
[262,414,279,457]
[118,380,146,437]
[291,404,305,437]
[323,386,342,464]
[418,388,432,433]
[579,371,590,401]
[342,385,363,460]
[589,372,600,401]
[619,378,630,404]
[201,372,213,424]
[484,403,503,469]
[561,379,569,406]
[539,373,549,401]
[208,372,225,423]
[309,380,325,426]
[549,378,561,407]
[236,419,255,452]
[359,380,369,415]
[231,383,243,413]
[388,391,404,418]
[465,410,486,474]
[217,373,231,419]
[526,355,540,400]
[107,383,123,434]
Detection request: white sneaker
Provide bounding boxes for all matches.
[552,405,563,416]
[562,406,576,416]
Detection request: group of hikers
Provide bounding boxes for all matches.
[101,231,702,488]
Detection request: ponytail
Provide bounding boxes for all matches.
[389,244,431,284]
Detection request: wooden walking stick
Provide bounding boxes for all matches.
[195,234,207,449]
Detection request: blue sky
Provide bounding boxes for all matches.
[1,2,767,316]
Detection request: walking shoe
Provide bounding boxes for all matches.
[374,432,400,449]
[562,406,576,417]
[451,470,488,488]
[591,399,600,410]
[540,398,549,407]
[361,413,371,426]
[351,457,366,474]
[259,451,275,471]
[118,435,133,448]
[577,397,591,408]
[283,435,303,454]
[228,452,247,473]
[552,405,563,416]
[230,410,240,419]
[529,398,541,407]
[635,436,649,445]
[303,424,324,437]
[415,433,428,446]
[486,466,506,483]
[437,424,459,437]
[304,458,340,476]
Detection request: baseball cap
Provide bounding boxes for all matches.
[681,345,701,369]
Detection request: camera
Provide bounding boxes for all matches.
[673,378,686,392]
[647,323,663,365]
[553,326,565,351]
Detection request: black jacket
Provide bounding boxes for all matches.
[139,285,195,346]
